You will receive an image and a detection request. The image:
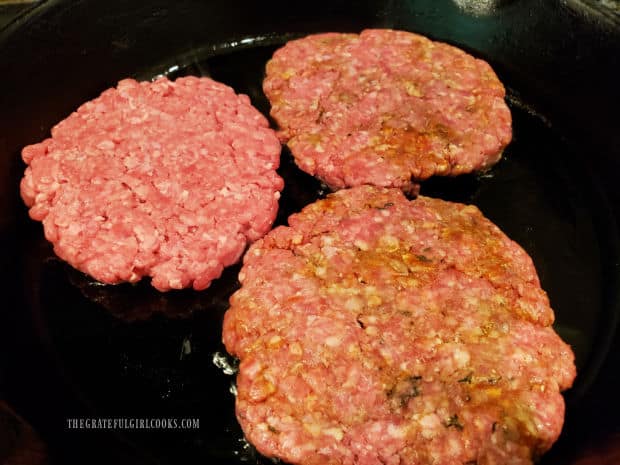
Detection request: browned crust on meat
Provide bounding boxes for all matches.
[263,29,512,191]
[224,186,575,465]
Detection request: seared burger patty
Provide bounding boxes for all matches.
[223,186,575,465]
[263,29,512,192]
[20,76,283,291]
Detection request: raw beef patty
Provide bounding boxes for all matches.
[20,76,283,291]
[223,186,575,465]
[263,29,512,192]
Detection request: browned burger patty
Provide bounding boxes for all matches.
[263,29,512,192]
[20,77,283,291]
[223,186,575,465]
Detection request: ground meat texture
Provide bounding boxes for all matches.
[263,29,512,192]
[20,76,283,291]
[223,186,575,465]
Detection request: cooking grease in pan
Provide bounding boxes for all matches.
[21,40,618,465]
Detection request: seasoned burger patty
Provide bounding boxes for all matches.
[20,77,283,291]
[263,29,512,192]
[223,186,575,465]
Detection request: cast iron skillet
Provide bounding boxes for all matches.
[1,1,619,464]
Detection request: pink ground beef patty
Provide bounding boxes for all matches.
[263,29,512,192]
[20,76,283,291]
[223,186,575,465]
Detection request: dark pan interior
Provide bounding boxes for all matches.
[1,1,619,464]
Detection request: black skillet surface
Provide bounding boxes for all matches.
[1,1,619,464]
